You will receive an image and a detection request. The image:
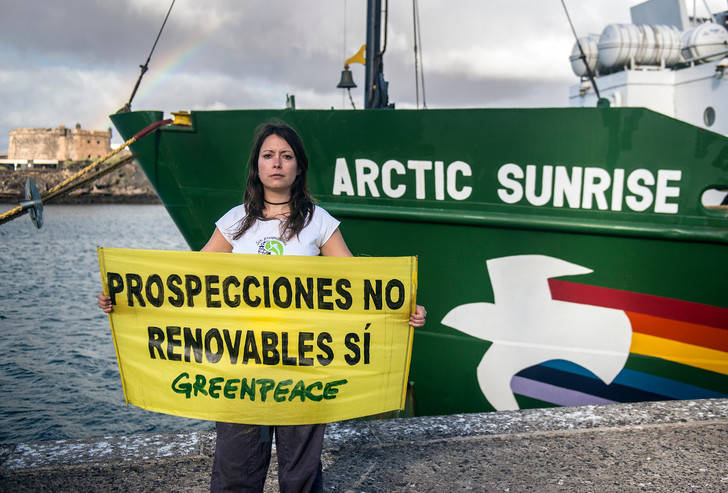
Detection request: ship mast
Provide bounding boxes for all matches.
[365,0,393,108]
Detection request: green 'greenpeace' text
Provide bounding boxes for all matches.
[171,372,348,402]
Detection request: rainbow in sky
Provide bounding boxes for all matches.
[92,28,214,134]
[511,280,728,407]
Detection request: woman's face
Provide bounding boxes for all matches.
[257,134,300,195]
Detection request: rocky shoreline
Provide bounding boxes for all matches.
[0,157,160,205]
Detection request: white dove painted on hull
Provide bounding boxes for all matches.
[441,255,632,411]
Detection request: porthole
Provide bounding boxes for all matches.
[703,106,716,127]
[701,187,728,214]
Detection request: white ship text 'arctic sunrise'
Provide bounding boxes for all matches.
[330,159,682,214]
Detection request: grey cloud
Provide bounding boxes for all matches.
[2,0,681,151]
[0,1,167,67]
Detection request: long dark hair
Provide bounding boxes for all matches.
[233,120,315,241]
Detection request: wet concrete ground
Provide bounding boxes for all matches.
[2,398,727,492]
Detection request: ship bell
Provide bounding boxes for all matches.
[336,65,357,89]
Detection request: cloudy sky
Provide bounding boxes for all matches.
[1,0,725,151]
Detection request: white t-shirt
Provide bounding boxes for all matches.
[215,204,340,256]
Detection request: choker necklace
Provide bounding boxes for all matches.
[264,198,291,205]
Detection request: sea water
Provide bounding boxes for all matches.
[0,204,215,444]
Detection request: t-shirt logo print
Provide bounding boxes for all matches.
[265,240,284,255]
[257,237,284,255]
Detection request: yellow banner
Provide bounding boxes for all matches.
[97,247,417,425]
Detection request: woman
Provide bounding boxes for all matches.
[99,121,427,492]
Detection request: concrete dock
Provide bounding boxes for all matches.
[2,398,727,492]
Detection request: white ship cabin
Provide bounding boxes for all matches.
[569,0,728,138]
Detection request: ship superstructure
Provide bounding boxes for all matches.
[569,0,728,137]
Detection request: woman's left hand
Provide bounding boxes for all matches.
[409,304,427,327]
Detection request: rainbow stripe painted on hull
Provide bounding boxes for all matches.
[513,281,728,406]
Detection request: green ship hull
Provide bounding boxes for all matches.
[111,107,728,415]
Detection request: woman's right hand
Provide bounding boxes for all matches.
[97,293,113,313]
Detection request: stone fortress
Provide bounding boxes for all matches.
[3,124,111,169]
[0,124,157,203]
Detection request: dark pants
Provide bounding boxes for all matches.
[210,422,325,493]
